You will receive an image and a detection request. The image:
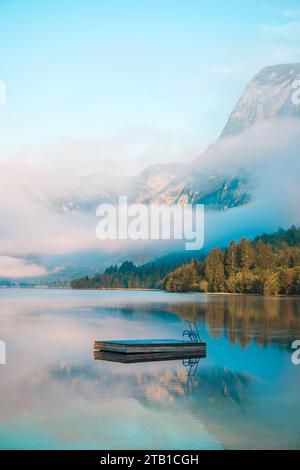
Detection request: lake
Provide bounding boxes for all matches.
[0,289,299,450]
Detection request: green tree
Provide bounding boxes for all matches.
[199,279,209,293]
[292,267,300,295]
[278,268,294,295]
[163,262,201,293]
[228,271,256,294]
[225,274,237,293]
[225,241,238,276]
[255,240,275,270]
[205,249,225,292]
[264,273,280,296]
[237,238,254,270]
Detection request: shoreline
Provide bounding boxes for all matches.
[1,286,299,298]
[69,287,300,298]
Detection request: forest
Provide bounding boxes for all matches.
[70,260,169,290]
[71,226,300,296]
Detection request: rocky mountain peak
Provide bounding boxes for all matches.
[220,63,300,138]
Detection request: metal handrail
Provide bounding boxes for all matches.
[182,320,201,343]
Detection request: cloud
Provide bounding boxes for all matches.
[283,9,300,19]
[262,4,300,19]
[200,118,300,247]
[257,16,300,66]
[9,128,200,177]
[262,21,300,41]
[0,117,299,278]
[0,256,49,278]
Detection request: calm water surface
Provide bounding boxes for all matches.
[0,289,300,450]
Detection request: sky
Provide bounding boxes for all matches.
[0,0,300,174]
[0,0,299,278]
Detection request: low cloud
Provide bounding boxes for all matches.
[199,118,300,247]
[0,256,49,278]
[0,118,299,278]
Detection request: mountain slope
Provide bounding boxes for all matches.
[221,63,300,138]
[136,63,300,210]
[43,63,300,213]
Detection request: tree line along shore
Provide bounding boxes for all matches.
[71,226,300,296]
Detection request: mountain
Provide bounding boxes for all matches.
[135,63,300,209]
[2,63,300,283]
[46,63,300,214]
[221,63,300,138]
[134,163,251,209]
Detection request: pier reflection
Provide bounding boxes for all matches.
[93,350,205,364]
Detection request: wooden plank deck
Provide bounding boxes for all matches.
[93,339,206,355]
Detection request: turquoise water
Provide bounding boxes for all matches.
[0,289,299,450]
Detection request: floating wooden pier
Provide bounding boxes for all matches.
[94,322,206,364]
[94,349,206,363]
[93,339,206,355]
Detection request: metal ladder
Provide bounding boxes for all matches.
[182,320,201,343]
[182,320,202,394]
[182,356,201,394]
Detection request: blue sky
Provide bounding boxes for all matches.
[0,0,300,172]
